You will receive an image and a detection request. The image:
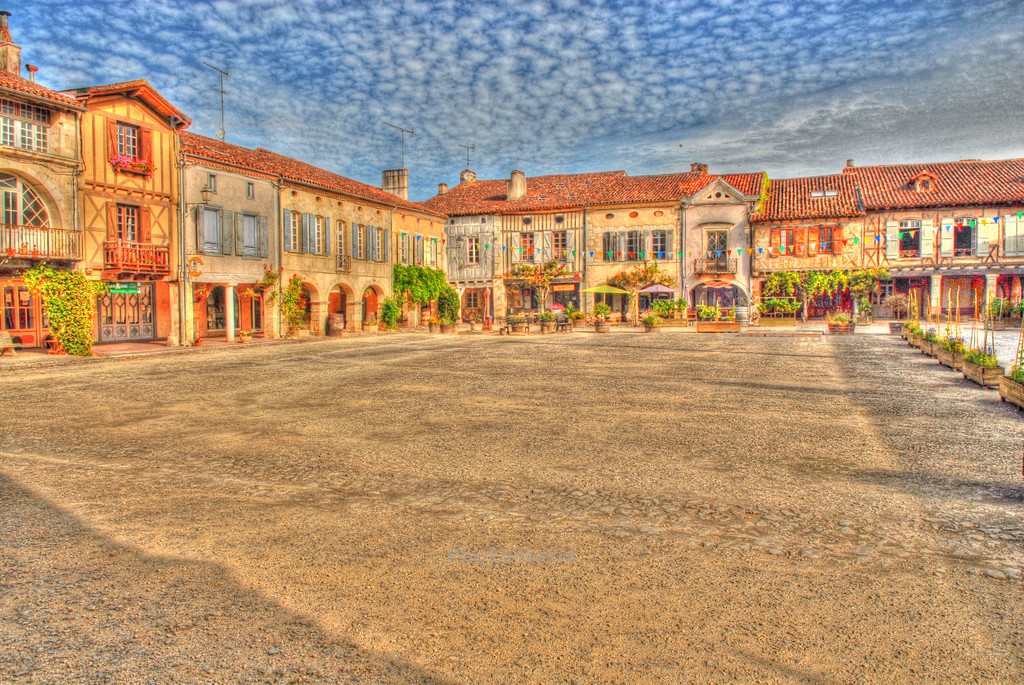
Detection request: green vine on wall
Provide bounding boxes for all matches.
[280,275,307,331]
[23,264,108,356]
[393,264,448,305]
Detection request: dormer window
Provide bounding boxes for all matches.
[910,171,937,193]
[916,179,932,192]
[810,190,839,198]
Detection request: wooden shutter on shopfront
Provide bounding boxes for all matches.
[139,206,152,244]
[1005,215,1022,256]
[258,216,269,257]
[220,210,233,255]
[541,231,552,262]
[351,222,359,257]
[383,228,389,262]
[770,229,780,255]
[794,227,807,256]
[807,227,819,256]
[509,233,521,264]
[936,219,952,257]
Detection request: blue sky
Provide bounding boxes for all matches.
[14,0,1024,200]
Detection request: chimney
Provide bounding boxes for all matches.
[846,159,855,168]
[0,11,21,77]
[507,170,526,201]
[25,64,36,83]
[437,182,448,195]
[690,162,708,174]
[459,169,476,184]
[382,168,409,201]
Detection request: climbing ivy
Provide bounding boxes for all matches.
[280,275,307,331]
[392,264,447,305]
[23,264,107,356]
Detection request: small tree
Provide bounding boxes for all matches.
[280,275,307,331]
[380,296,402,330]
[608,261,675,324]
[503,260,572,312]
[23,265,107,356]
[437,284,460,323]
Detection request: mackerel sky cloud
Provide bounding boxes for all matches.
[16,0,1024,199]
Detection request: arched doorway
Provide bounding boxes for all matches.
[361,285,382,327]
[206,285,239,333]
[329,283,355,332]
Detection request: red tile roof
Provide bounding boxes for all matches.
[751,174,863,222]
[0,69,84,109]
[844,158,1024,210]
[181,132,444,217]
[65,79,191,127]
[422,170,766,215]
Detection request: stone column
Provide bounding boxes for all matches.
[985,273,998,308]
[225,283,236,342]
[929,275,942,319]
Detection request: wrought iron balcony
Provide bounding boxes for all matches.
[103,240,170,274]
[2,224,81,260]
[336,254,352,273]
[693,256,737,274]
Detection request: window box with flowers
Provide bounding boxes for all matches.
[109,153,155,176]
[108,120,155,177]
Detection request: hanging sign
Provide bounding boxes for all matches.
[109,282,140,294]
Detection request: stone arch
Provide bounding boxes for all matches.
[328,281,357,331]
[361,284,385,327]
[0,169,61,229]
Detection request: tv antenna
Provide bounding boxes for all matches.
[382,121,415,168]
[458,144,475,170]
[203,61,229,140]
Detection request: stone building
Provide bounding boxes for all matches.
[0,11,85,349]
[179,132,279,343]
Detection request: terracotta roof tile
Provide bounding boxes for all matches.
[0,69,83,108]
[751,175,863,222]
[423,170,766,215]
[845,158,1024,210]
[65,79,190,126]
[181,132,443,217]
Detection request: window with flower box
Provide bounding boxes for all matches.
[107,119,154,175]
[0,99,49,153]
[520,232,535,262]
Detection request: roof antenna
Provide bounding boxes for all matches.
[203,61,229,140]
[382,121,415,168]
[458,144,475,170]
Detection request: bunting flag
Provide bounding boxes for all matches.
[737,248,743,255]
[994,216,1000,223]
[659,251,664,259]
[678,251,683,258]
[433,237,438,243]
[639,251,645,259]
[912,230,918,237]
[946,224,952,231]
[572,250,577,256]
[1018,211,1023,219]
[416,235,421,241]
[502,245,507,251]
[758,247,764,254]
[875,235,881,242]
[899,232,904,239]
[629,251,635,258]
[618,251,622,258]
[589,251,594,257]
[484,243,490,249]
[970,219,976,226]
[853,237,860,244]
[400,232,406,237]
[727,249,732,256]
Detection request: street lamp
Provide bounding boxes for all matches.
[186,185,213,209]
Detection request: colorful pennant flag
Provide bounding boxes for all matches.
[502,245,506,252]
[589,251,594,257]
[875,235,881,242]
[758,247,763,254]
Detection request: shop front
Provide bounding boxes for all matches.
[551,282,579,310]
[1,279,46,348]
[97,281,156,343]
[692,280,746,309]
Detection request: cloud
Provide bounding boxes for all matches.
[12,0,1024,198]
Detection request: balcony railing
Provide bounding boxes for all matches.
[103,240,170,273]
[336,254,352,273]
[954,247,976,257]
[693,257,737,274]
[1006,235,1024,257]
[2,224,81,260]
[899,249,921,258]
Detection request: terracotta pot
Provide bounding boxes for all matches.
[643,324,660,333]
[239,335,252,344]
[440,324,456,334]
[541,321,556,333]
[595,321,610,333]
[193,338,204,347]
[428,323,438,333]
[512,323,526,333]
[827,322,856,334]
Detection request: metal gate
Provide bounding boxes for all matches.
[98,283,155,342]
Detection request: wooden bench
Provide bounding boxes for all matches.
[555,313,572,333]
[0,331,21,356]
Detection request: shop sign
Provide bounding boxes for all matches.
[551,284,577,292]
[108,283,140,294]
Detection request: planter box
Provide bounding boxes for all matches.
[511,324,527,333]
[759,316,797,328]
[962,360,1004,388]
[440,324,456,335]
[890,323,905,335]
[643,324,660,333]
[428,323,438,334]
[826,322,856,334]
[696,321,741,333]
[571,318,586,328]
[998,375,1024,410]
[540,321,556,333]
[935,346,962,370]
[594,321,611,333]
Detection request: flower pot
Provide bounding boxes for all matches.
[643,324,660,333]
[594,321,610,333]
[935,346,962,370]
[193,338,204,347]
[429,323,438,333]
[571,318,585,328]
[512,323,526,333]
[962,360,1004,388]
[826,322,855,334]
[470,322,483,331]
[696,320,740,333]
[440,324,456,334]
[998,375,1024,410]
[541,321,556,333]
[239,335,252,344]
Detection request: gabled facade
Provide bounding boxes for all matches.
[66,79,190,344]
[0,10,86,348]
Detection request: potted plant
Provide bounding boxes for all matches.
[593,303,612,333]
[921,327,941,356]
[508,313,527,333]
[886,294,909,334]
[642,314,661,333]
[695,305,740,332]
[238,329,253,343]
[440,316,456,334]
[962,348,1003,388]
[999,364,1024,410]
[539,310,557,333]
[826,312,855,334]
[428,316,440,333]
[935,336,965,370]
[569,309,586,328]
[757,298,799,327]
[469,313,483,332]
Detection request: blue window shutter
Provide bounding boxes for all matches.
[352,222,359,257]
[323,216,331,256]
[302,213,311,254]
[383,228,390,262]
[283,210,292,251]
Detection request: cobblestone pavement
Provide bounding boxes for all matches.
[1,330,1022,683]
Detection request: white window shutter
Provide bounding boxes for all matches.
[921,219,935,258]
[976,218,989,258]
[937,219,953,257]
[510,233,521,264]
[885,220,899,259]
